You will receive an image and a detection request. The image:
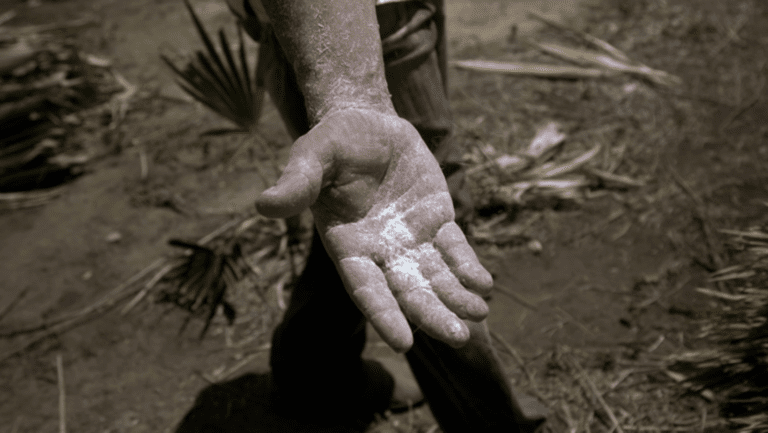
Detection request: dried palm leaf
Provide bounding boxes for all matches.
[0,35,116,195]
[527,12,632,63]
[160,0,264,134]
[525,40,681,87]
[157,239,251,339]
[522,145,600,180]
[466,122,567,177]
[669,226,768,430]
[451,59,610,79]
[526,12,681,87]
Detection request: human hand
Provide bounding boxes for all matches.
[256,108,492,352]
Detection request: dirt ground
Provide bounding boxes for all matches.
[1,0,767,432]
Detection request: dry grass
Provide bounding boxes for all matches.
[0,15,123,203]
[436,0,768,432]
[667,226,768,433]
[3,0,766,432]
[452,0,765,209]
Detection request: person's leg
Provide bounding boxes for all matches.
[407,322,545,433]
[247,3,543,431]
[378,2,546,432]
[268,231,393,425]
[256,28,393,427]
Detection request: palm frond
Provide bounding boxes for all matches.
[162,0,265,133]
[158,239,249,339]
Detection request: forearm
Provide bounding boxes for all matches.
[260,0,395,125]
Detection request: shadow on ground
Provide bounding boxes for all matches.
[175,373,369,433]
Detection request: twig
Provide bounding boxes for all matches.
[472,213,509,233]
[493,286,539,311]
[527,12,631,62]
[586,168,645,188]
[56,353,66,433]
[214,343,270,381]
[224,327,269,349]
[120,263,174,315]
[636,289,662,309]
[695,287,747,302]
[0,10,16,27]
[193,369,216,385]
[0,15,99,35]
[274,272,288,311]
[640,276,690,309]
[0,285,148,363]
[109,72,137,128]
[569,354,624,433]
[499,177,591,203]
[667,167,723,270]
[555,306,594,337]
[719,62,766,132]
[584,410,595,433]
[470,213,542,245]
[718,229,768,241]
[524,145,600,179]
[561,401,577,433]
[0,288,28,323]
[489,330,547,403]
[646,335,665,353]
[0,217,245,363]
[621,427,712,432]
[609,369,634,390]
[610,220,632,241]
[0,258,165,338]
[0,70,82,101]
[198,217,242,245]
[0,188,63,210]
[469,139,509,182]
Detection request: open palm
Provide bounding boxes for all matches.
[256,108,492,352]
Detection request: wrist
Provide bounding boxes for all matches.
[300,69,396,124]
[261,0,396,125]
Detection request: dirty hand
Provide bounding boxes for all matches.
[256,108,493,352]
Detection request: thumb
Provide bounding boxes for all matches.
[256,149,324,218]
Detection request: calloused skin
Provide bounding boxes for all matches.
[254,0,495,352]
[256,108,493,353]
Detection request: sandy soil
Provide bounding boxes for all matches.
[1,0,766,432]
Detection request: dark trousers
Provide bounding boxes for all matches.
[256,2,527,431]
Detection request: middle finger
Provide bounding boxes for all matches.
[385,251,470,347]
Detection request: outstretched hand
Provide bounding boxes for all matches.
[256,108,492,352]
